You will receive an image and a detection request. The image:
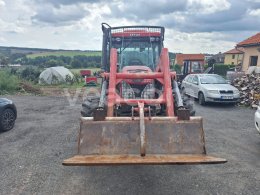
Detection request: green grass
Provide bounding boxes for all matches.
[0,70,19,94]
[26,51,101,58]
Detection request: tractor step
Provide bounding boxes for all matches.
[63,154,227,166]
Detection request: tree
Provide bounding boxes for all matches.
[0,56,9,66]
[71,59,82,68]
[45,59,63,67]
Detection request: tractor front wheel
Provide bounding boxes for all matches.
[183,96,196,116]
[81,96,100,117]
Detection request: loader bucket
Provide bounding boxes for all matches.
[63,117,226,166]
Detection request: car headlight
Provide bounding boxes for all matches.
[233,89,240,95]
[208,90,219,94]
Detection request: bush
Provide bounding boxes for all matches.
[65,74,74,85]
[73,72,82,84]
[17,66,42,83]
[0,71,19,94]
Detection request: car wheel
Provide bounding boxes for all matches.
[0,108,16,132]
[198,92,206,105]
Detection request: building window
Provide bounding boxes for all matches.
[250,56,258,66]
[232,54,235,59]
[231,62,234,65]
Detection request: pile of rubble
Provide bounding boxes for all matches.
[232,73,260,108]
[19,81,42,95]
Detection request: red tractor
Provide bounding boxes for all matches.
[63,24,226,166]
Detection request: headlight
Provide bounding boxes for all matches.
[233,89,240,94]
[208,90,219,94]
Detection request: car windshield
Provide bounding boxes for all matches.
[199,75,227,84]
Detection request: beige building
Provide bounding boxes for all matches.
[237,32,260,71]
[224,48,243,65]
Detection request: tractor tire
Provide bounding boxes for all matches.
[183,96,196,116]
[81,96,100,117]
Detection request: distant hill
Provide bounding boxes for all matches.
[0,46,101,57]
[26,51,101,58]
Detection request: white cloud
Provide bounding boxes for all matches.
[0,19,25,33]
[188,0,231,14]
[0,37,6,43]
[248,8,260,16]
[0,0,5,7]
[31,3,87,25]
[0,0,258,54]
[247,0,260,2]
[165,30,235,53]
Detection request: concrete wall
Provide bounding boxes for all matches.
[242,46,260,71]
[224,53,243,65]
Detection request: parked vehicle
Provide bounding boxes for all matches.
[255,102,260,134]
[181,74,240,105]
[0,98,17,132]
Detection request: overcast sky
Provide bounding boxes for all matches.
[0,0,259,53]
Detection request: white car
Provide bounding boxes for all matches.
[181,74,240,105]
[255,103,260,134]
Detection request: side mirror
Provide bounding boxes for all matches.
[226,80,231,84]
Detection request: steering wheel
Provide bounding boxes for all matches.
[128,59,143,65]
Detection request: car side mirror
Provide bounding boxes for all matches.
[226,80,231,84]
[193,81,198,85]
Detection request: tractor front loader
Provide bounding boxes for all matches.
[63,24,226,166]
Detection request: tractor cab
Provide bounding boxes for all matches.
[101,24,166,101]
[102,23,164,72]
[111,30,162,71]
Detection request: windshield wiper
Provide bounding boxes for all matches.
[119,38,133,54]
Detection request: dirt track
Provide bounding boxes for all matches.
[0,95,260,195]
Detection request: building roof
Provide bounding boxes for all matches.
[175,54,205,65]
[224,48,244,54]
[237,32,260,47]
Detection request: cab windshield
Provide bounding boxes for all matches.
[112,38,161,71]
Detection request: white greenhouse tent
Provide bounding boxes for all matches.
[39,66,74,85]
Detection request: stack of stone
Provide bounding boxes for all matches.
[232,73,260,108]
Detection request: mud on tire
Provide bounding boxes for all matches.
[182,95,196,116]
[81,96,100,117]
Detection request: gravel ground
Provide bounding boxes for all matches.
[0,95,260,195]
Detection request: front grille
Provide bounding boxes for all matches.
[219,90,233,94]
